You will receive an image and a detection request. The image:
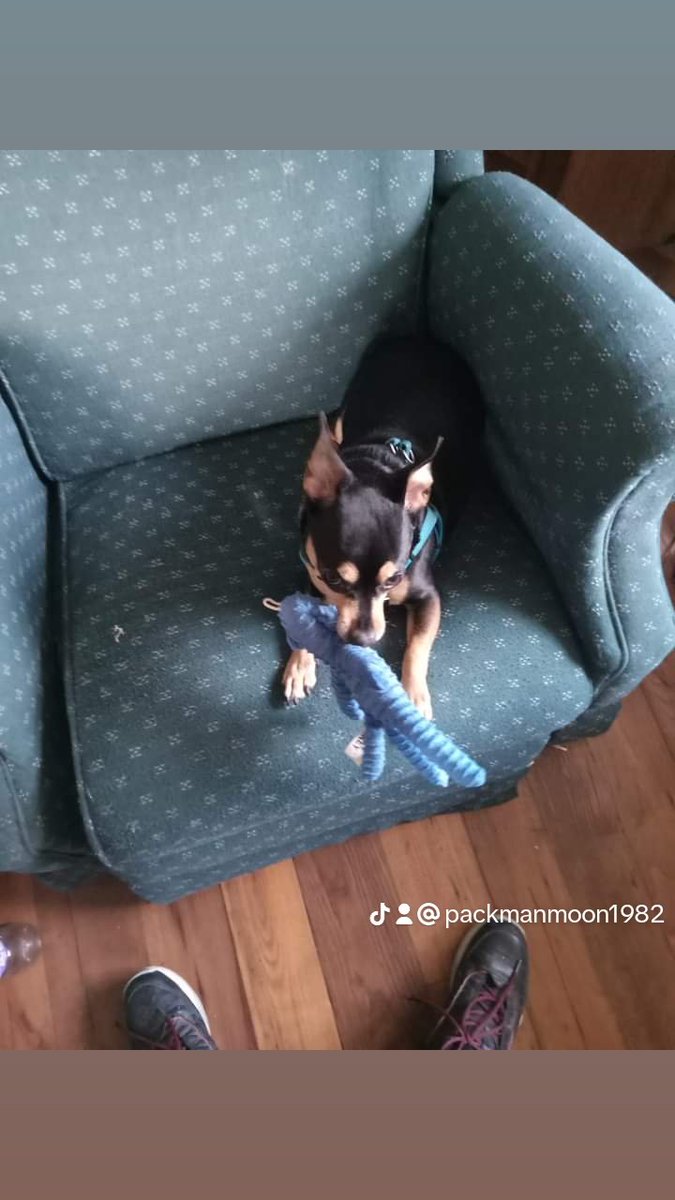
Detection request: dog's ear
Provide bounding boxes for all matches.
[303,413,351,502]
[403,436,444,512]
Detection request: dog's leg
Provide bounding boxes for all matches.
[283,648,317,704]
[402,590,441,721]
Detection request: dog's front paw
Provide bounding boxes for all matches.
[402,673,433,722]
[283,649,317,705]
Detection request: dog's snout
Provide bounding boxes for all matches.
[335,593,387,646]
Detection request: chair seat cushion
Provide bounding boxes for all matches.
[60,420,593,902]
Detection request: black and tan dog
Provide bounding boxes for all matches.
[284,335,484,718]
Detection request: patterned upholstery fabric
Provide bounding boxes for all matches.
[1,151,672,900]
[61,421,592,902]
[429,172,675,714]
[0,397,92,879]
[0,150,434,480]
[433,151,484,200]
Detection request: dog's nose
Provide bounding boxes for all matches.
[347,627,379,648]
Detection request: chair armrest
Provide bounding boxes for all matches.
[428,172,675,701]
[0,388,90,870]
[0,393,50,867]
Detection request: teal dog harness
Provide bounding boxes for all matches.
[405,503,443,570]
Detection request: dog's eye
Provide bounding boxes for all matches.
[382,571,403,589]
[320,568,347,591]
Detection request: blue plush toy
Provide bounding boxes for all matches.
[275,593,486,789]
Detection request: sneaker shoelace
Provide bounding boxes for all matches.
[131,1014,212,1050]
[429,965,520,1050]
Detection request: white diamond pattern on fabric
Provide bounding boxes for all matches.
[0,150,433,479]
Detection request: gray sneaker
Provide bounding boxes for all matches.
[123,966,217,1050]
[426,920,529,1050]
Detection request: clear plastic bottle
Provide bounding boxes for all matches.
[0,923,42,979]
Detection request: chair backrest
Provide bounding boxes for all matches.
[0,150,452,480]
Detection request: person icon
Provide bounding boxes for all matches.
[395,903,414,926]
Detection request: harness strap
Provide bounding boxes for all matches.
[405,504,444,570]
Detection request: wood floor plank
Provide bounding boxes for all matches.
[608,685,675,941]
[463,772,626,1050]
[527,715,675,1049]
[551,686,675,943]
[139,886,257,1049]
[31,876,95,1049]
[640,650,675,759]
[295,834,429,1049]
[222,859,341,1049]
[0,967,11,1049]
[67,876,149,1048]
[378,814,541,1049]
[0,874,56,1049]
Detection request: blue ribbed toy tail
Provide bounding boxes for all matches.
[278,593,486,789]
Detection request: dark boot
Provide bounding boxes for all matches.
[426,920,529,1050]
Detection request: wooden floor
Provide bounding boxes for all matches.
[1,632,673,1050]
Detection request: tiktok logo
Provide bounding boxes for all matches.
[369,901,442,927]
[369,902,391,926]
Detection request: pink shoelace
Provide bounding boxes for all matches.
[428,968,519,1050]
[132,1016,200,1049]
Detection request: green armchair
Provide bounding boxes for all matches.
[1,151,673,902]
